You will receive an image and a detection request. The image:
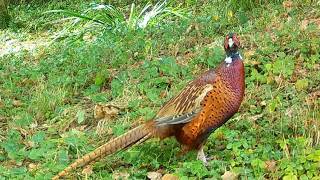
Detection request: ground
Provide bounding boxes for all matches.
[0,0,319,179]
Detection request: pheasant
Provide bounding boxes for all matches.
[52,33,245,179]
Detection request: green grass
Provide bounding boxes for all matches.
[0,0,319,179]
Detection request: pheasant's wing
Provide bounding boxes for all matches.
[155,106,201,126]
[155,69,216,126]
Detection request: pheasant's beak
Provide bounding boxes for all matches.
[228,38,234,48]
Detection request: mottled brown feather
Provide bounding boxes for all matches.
[156,69,216,118]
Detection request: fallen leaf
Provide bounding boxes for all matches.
[0,100,4,108]
[83,33,97,42]
[249,114,263,122]
[82,165,93,176]
[305,90,320,106]
[13,100,22,107]
[162,174,179,180]
[14,127,28,137]
[221,171,238,180]
[260,101,267,107]
[301,18,320,30]
[28,163,38,172]
[274,76,283,85]
[25,140,35,148]
[285,108,293,118]
[265,160,277,172]
[112,172,130,180]
[282,1,293,10]
[244,50,255,59]
[300,19,309,30]
[94,104,105,119]
[249,60,261,66]
[147,172,162,180]
[75,125,87,131]
[103,105,120,117]
[160,91,167,98]
[185,24,194,34]
[94,104,120,120]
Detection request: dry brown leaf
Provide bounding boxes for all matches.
[160,91,167,99]
[82,165,93,176]
[274,76,283,85]
[185,24,194,34]
[221,171,238,180]
[260,101,267,107]
[244,50,255,59]
[147,172,162,180]
[14,127,28,137]
[94,104,120,120]
[75,125,87,131]
[0,100,4,108]
[28,163,38,172]
[162,174,179,180]
[285,108,293,118]
[25,140,35,148]
[103,105,120,117]
[13,100,22,107]
[112,172,130,180]
[282,1,293,10]
[249,60,261,66]
[300,19,309,30]
[249,114,263,122]
[83,33,97,42]
[315,18,320,29]
[305,90,320,106]
[265,160,277,172]
[300,18,320,30]
[94,104,105,119]
[16,161,23,166]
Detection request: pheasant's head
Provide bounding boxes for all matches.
[224,33,240,54]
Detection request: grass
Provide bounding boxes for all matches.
[0,0,319,179]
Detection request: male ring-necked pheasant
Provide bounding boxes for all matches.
[53,33,245,179]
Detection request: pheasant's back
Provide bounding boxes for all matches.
[176,58,245,148]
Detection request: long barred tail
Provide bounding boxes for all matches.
[52,124,152,180]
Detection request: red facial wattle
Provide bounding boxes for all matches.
[232,35,240,48]
[224,35,230,50]
[224,34,240,50]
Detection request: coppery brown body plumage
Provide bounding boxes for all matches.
[52,33,245,179]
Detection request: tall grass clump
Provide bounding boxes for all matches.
[45,1,188,42]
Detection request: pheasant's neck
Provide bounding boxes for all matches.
[219,57,245,95]
[224,51,242,64]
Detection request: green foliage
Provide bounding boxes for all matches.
[1,130,25,162]
[44,1,188,41]
[0,0,319,179]
[272,53,295,78]
[0,0,11,29]
[225,0,283,11]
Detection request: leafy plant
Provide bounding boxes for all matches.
[45,1,188,41]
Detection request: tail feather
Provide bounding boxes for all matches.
[52,124,152,180]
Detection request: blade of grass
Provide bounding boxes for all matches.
[44,10,106,25]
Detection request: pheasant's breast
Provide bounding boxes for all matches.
[176,59,245,148]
